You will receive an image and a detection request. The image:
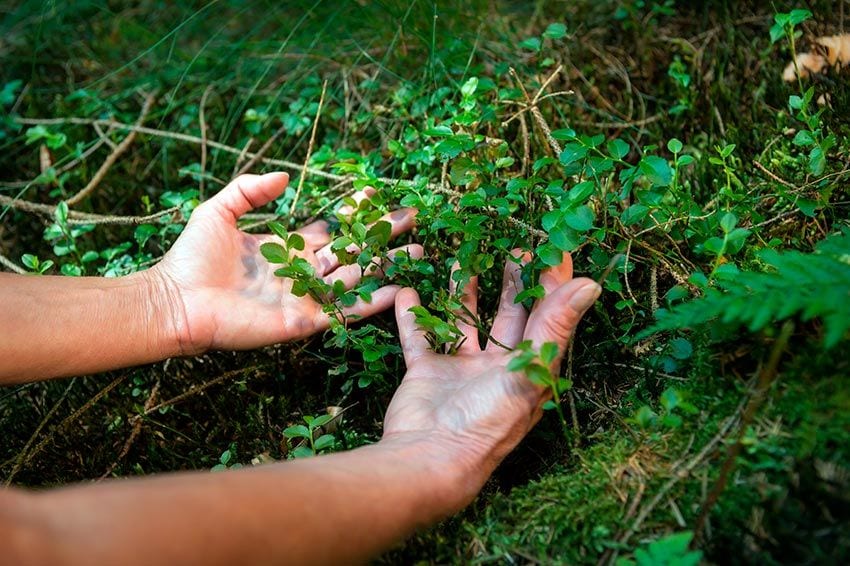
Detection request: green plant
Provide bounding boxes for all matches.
[20,254,54,274]
[788,87,836,176]
[211,445,243,472]
[642,228,850,347]
[284,413,340,458]
[616,531,702,566]
[508,341,573,436]
[770,9,813,90]
[631,386,699,430]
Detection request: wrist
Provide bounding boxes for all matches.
[374,433,493,516]
[134,267,196,358]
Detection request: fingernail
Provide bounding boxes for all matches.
[569,282,601,312]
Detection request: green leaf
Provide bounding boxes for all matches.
[365,220,392,246]
[519,37,542,51]
[260,242,289,263]
[21,254,38,270]
[311,414,334,428]
[284,425,311,439]
[788,95,804,110]
[515,284,545,303]
[55,201,69,225]
[314,434,335,451]
[568,181,596,204]
[422,125,453,137]
[563,206,594,231]
[702,236,725,255]
[796,198,818,217]
[670,338,693,360]
[621,203,649,226]
[542,23,567,39]
[550,128,576,140]
[507,353,530,372]
[0,80,22,106]
[460,76,479,97]
[268,221,288,240]
[667,138,683,153]
[607,138,630,159]
[459,190,486,208]
[548,223,580,251]
[540,342,559,366]
[719,212,737,233]
[525,363,552,387]
[808,146,826,176]
[638,156,673,187]
[536,242,563,266]
[287,233,305,251]
[793,130,815,147]
[719,143,736,158]
[559,143,587,166]
[788,9,812,26]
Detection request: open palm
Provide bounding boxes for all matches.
[152,172,419,353]
[383,252,600,489]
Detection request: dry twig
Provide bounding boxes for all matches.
[290,80,328,219]
[65,92,157,207]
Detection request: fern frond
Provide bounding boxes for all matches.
[641,228,850,347]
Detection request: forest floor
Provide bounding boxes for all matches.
[1,1,849,564]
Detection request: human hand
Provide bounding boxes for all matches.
[381,251,600,508]
[147,172,420,354]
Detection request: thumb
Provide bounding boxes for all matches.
[523,277,600,366]
[200,172,289,223]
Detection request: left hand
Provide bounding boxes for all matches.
[148,172,420,354]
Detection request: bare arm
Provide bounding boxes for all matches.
[0,172,418,384]
[3,439,466,566]
[1,250,599,565]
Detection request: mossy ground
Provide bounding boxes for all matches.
[1,1,848,563]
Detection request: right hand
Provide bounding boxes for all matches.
[381,251,601,508]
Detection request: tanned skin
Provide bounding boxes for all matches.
[0,172,600,565]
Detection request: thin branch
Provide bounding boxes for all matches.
[0,251,26,274]
[4,375,126,486]
[139,367,265,416]
[199,85,213,200]
[691,322,794,545]
[0,194,181,225]
[65,92,157,206]
[98,378,161,480]
[235,125,287,177]
[2,380,76,477]
[290,79,328,219]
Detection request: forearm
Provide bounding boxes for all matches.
[0,271,183,384]
[3,438,474,565]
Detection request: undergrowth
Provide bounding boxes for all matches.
[1,1,849,563]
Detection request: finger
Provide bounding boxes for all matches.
[314,207,418,276]
[449,261,480,353]
[295,219,332,249]
[523,278,600,369]
[394,287,430,365]
[488,250,531,350]
[198,172,289,224]
[338,285,400,322]
[322,244,424,290]
[539,251,573,295]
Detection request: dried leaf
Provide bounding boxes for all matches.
[39,144,52,174]
[783,33,850,82]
